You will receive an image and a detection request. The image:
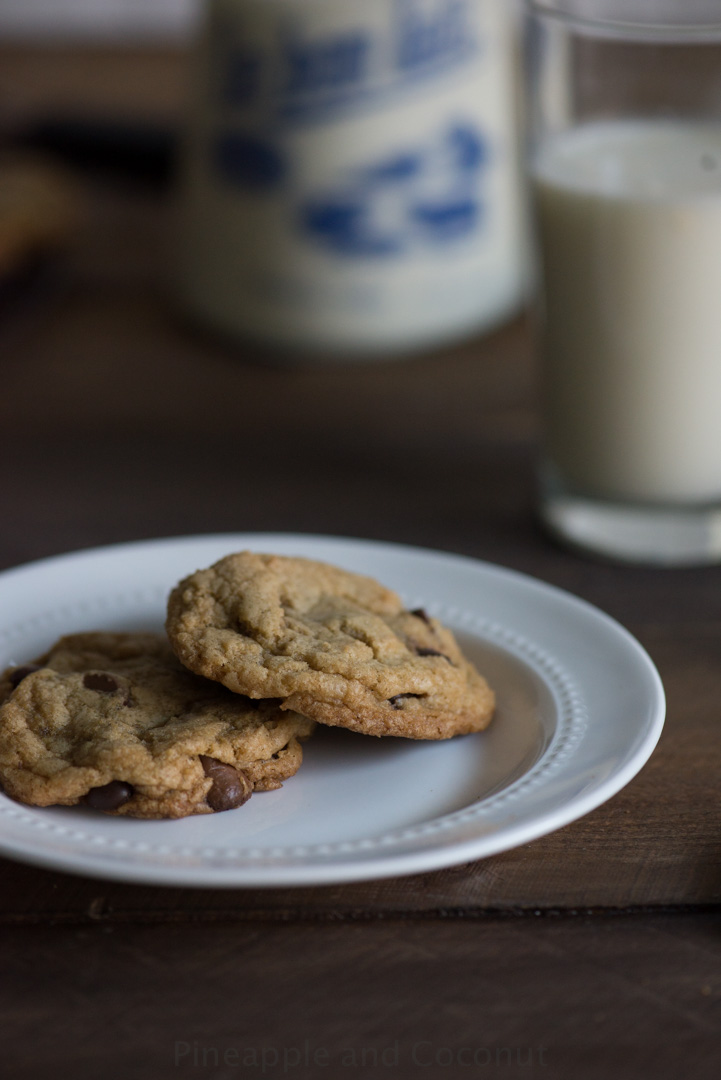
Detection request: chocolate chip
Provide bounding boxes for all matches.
[199,755,253,812]
[83,781,134,812]
[388,693,424,710]
[415,647,452,662]
[410,608,432,624]
[83,672,119,693]
[9,664,42,688]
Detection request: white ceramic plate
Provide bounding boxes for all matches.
[0,534,665,887]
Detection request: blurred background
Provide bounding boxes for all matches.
[0,0,197,40]
[0,0,545,592]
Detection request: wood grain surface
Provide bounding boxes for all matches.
[1,45,721,1080]
[3,915,721,1080]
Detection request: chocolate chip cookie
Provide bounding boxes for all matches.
[0,632,314,818]
[166,552,494,740]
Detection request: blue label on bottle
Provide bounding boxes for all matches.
[206,0,493,261]
[216,0,480,124]
[299,121,489,258]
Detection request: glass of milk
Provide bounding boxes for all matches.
[526,0,721,564]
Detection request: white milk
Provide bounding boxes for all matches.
[178,0,526,356]
[535,120,721,503]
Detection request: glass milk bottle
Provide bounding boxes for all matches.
[178,0,526,357]
[527,0,721,564]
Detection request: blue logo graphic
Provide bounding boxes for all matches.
[300,122,488,258]
[217,0,478,124]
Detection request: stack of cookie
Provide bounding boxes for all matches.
[0,553,495,819]
[0,153,78,278]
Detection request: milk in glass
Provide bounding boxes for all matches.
[535,120,721,503]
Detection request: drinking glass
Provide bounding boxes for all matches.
[526,0,721,563]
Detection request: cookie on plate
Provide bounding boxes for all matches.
[166,552,495,740]
[0,632,315,818]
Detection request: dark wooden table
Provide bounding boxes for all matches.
[2,46,721,1080]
